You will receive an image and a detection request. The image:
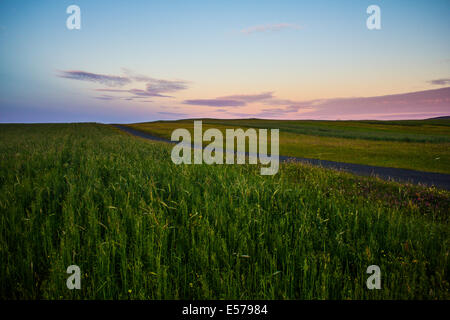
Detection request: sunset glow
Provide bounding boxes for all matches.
[1,0,449,122]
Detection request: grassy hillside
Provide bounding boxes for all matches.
[127,119,450,174]
[0,123,448,299]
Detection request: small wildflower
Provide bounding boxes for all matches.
[189,283,193,288]
[128,289,132,294]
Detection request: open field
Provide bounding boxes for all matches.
[0,123,449,299]
[127,119,450,174]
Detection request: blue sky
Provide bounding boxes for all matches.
[0,0,449,122]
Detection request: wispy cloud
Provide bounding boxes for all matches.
[95,88,171,98]
[93,94,153,103]
[183,92,273,107]
[224,104,316,118]
[58,70,131,87]
[122,69,189,95]
[158,111,188,117]
[183,92,318,115]
[184,99,245,107]
[219,92,273,102]
[429,78,450,85]
[93,95,116,101]
[59,69,188,101]
[241,23,301,35]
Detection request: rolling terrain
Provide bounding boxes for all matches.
[126,119,450,174]
[0,123,448,299]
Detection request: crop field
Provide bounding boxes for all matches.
[0,123,448,299]
[127,119,450,174]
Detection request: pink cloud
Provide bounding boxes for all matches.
[302,87,450,119]
[201,87,450,120]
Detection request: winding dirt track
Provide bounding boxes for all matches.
[113,124,450,190]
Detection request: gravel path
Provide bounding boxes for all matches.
[113,124,450,190]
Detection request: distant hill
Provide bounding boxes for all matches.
[427,116,450,120]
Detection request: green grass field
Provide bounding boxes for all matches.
[127,119,450,174]
[1,123,448,299]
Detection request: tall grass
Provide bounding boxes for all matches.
[0,123,448,299]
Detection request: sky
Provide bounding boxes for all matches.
[0,0,449,123]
